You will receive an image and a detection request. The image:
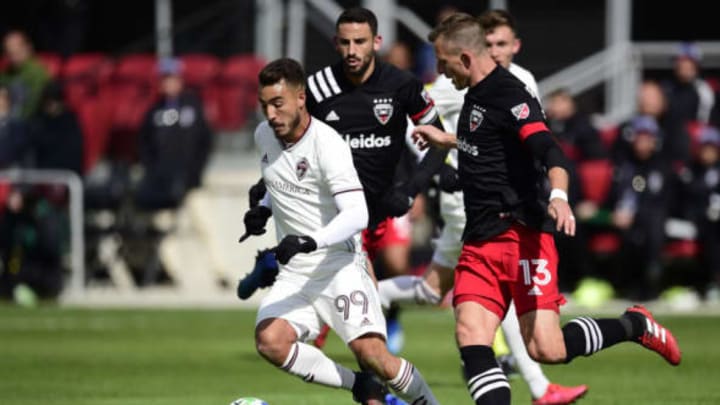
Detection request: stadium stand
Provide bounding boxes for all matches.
[178,53,222,130]
[215,54,265,131]
[36,52,63,79]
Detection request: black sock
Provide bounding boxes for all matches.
[562,317,630,363]
[387,303,400,322]
[620,310,646,340]
[460,345,510,405]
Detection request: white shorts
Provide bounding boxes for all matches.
[256,253,386,344]
[431,190,466,269]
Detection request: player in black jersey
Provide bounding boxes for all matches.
[305,10,445,230]
[305,7,447,351]
[411,13,681,405]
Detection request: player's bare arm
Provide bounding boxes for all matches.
[412,124,457,150]
[546,166,576,236]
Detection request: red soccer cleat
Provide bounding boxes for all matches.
[314,324,331,349]
[625,305,682,366]
[532,383,588,405]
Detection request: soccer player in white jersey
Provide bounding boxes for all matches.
[377,10,588,405]
[245,58,438,405]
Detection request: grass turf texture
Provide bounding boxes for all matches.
[0,305,717,405]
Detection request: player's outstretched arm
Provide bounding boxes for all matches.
[412,125,457,150]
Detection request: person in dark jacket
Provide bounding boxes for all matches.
[675,125,720,298]
[27,82,84,175]
[134,57,213,210]
[608,115,675,299]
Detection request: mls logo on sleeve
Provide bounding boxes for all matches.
[296,157,310,180]
[511,103,530,120]
[373,98,394,125]
[469,105,484,132]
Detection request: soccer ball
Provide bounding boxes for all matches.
[229,398,268,405]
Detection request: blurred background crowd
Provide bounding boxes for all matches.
[1,0,719,309]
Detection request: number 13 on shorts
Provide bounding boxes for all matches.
[519,259,551,295]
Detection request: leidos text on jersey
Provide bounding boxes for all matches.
[343,133,392,149]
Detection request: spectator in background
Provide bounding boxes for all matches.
[0,81,84,302]
[664,42,715,126]
[608,116,675,300]
[0,85,28,168]
[612,80,689,164]
[383,41,414,72]
[544,88,607,292]
[675,125,720,300]
[661,42,716,163]
[545,88,607,162]
[414,5,460,83]
[0,31,50,119]
[27,82,84,176]
[134,57,213,210]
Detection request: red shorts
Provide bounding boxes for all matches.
[362,215,411,262]
[453,223,566,319]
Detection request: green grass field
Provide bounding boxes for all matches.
[0,305,718,405]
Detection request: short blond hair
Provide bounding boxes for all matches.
[427,12,485,55]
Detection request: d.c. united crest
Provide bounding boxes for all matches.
[373,98,394,125]
[296,157,309,180]
[469,105,484,132]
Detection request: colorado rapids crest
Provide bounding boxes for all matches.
[296,157,309,180]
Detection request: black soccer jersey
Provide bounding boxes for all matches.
[306,61,439,226]
[457,65,555,242]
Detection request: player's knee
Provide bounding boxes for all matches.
[350,335,392,377]
[525,339,565,364]
[255,323,292,365]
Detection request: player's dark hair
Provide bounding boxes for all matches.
[258,58,306,89]
[336,7,378,36]
[428,12,484,52]
[478,9,518,36]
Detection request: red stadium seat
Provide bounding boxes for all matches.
[75,98,112,173]
[588,232,621,255]
[37,52,63,79]
[214,54,266,131]
[179,53,221,90]
[598,125,620,151]
[686,120,703,157]
[113,53,158,85]
[662,239,700,260]
[179,54,222,129]
[577,159,614,204]
[61,53,114,109]
[91,54,159,162]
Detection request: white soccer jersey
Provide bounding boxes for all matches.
[254,117,364,275]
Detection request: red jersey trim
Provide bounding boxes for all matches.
[410,101,435,123]
[518,122,549,141]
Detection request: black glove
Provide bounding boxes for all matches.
[381,186,414,217]
[248,178,267,208]
[274,235,317,265]
[242,205,272,238]
[438,164,461,193]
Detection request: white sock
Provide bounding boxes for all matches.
[281,342,355,389]
[501,302,549,399]
[378,276,441,309]
[388,358,439,405]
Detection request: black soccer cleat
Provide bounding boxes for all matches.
[352,371,389,404]
[236,249,279,300]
